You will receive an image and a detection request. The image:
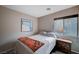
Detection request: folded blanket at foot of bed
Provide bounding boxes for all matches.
[18,37,44,52]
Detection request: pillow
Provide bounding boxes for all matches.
[47,32,63,38]
[39,31,48,35]
[46,32,57,38]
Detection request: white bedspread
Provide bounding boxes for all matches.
[17,34,56,54]
[29,34,56,54]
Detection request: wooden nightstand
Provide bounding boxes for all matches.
[56,38,72,53]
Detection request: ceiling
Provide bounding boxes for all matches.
[3,5,75,17]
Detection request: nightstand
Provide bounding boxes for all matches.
[56,38,72,53]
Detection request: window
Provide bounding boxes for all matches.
[54,19,63,32]
[54,14,78,37]
[21,18,32,32]
[64,17,77,37]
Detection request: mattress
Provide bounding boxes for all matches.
[16,34,56,54]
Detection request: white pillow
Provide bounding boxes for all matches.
[47,32,57,38]
[48,32,63,38]
[39,31,48,35]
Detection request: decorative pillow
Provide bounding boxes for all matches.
[46,32,57,38]
[39,31,47,35]
[47,32,63,38]
[18,37,44,52]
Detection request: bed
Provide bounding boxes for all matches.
[16,34,57,54]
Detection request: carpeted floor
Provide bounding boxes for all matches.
[1,49,16,54]
[52,51,65,54]
[0,49,65,54]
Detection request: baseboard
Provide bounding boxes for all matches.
[71,50,79,54]
[0,48,16,54]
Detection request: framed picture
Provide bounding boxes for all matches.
[21,18,32,32]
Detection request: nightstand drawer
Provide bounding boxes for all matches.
[56,39,72,53]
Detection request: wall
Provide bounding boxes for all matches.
[38,6,79,31]
[0,9,1,36]
[38,6,79,52]
[0,6,38,52]
[0,5,79,53]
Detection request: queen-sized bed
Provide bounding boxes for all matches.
[16,34,57,54]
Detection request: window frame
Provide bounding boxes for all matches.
[21,18,33,32]
[54,14,78,37]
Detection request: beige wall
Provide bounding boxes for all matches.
[0,6,38,51]
[38,6,79,31]
[38,6,79,52]
[0,5,79,52]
